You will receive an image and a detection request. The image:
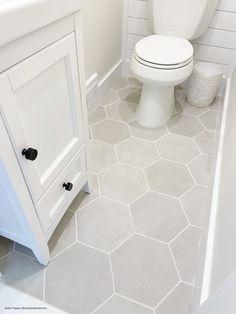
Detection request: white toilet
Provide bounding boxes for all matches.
[130,0,219,128]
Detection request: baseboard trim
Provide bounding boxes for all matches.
[86,59,124,115]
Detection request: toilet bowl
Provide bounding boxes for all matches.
[130,35,193,128]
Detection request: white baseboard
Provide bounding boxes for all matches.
[86,59,124,115]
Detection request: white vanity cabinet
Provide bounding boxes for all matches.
[0,5,90,265]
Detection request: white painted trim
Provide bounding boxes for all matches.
[86,59,123,115]
[200,77,231,305]
[85,73,98,110]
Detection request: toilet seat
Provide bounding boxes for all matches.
[134,35,193,69]
[134,54,193,70]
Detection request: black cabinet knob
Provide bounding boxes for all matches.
[63,182,73,191]
[22,148,38,161]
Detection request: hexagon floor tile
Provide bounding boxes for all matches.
[45,243,113,314]
[189,155,210,186]
[0,251,44,300]
[131,191,188,242]
[99,163,148,204]
[1,80,222,314]
[129,120,168,141]
[118,87,141,104]
[170,226,202,284]
[89,141,117,173]
[166,114,203,137]
[89,106,107,125]
[195,130,216,155]
[175,98,208,117]
[180,186,208,228]
[100,90,119,107]
[156,134,200,164]
[111,235,179,307]
[155,282,193,314]
[94,295,153,314]
[145,160,194,197]
[77,198,134,252]
[199,111,218,130]
[116,137,159,168]
[92,119,130,145]
[106,101,137,123]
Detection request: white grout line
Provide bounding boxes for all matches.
[91,294,115,314]
[50,242,77,261]
[168,245,182,281]
[115,293,155,312]
[135,232,169,246]
[168,224,190,245]
[108,255,116,293]
[110,233,134,254]
[76,240,108,255]
[154,281,181,310]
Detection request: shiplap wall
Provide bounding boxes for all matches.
[125,0,236,76]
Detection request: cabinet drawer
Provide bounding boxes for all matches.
[36,146,87,233]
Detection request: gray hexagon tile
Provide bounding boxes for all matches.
[111,235,179,307]
[199,111,218,130]
[89,107,107,125]
[45,243,113,314]
[166,114,203,137]
[94,294,153,314]
[77,198,133,253]
[129,120,168,141]
[111,78,130,91]
[0,251,44,299]
[92,119,130,145]
[100,90,119,107]
[195,130,216,154]
[0,236,13,259]
[89,141,117,173]
[155,283,193,314]
[131,191,188,242]
[106,101,137,123]
[189,155,210,186]
[175,99,208,117]
[69,173,99,211]
[180,186,208,228]
[116,137,159,168]
[128,77,142,88]
[118,87,141,104]
[156,134,200,164]
[145,160,194,197]
[170,226,201,284]
[48,210,76,258]
[99,164,148,204]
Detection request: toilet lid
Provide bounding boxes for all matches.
[135,35,193,66]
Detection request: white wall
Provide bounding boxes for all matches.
[82,0,123,81]
[124,0,236,76]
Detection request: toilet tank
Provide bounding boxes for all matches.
[151,0,219,40]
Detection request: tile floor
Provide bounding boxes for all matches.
[0,78,222,314]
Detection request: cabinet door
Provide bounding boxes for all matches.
[0,34,84,202]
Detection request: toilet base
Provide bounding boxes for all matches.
[136,84,174,128]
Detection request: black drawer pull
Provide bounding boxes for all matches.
[63,182,73,191]
[22,148,38,161]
